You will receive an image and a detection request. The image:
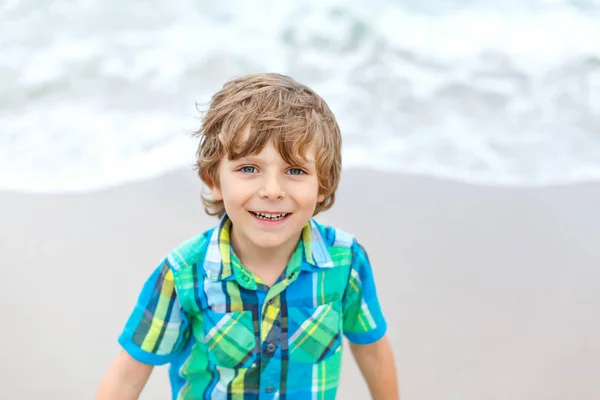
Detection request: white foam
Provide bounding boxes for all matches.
[0,104,198,193]
[378,8,600,71]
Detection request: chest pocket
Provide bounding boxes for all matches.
[288,302,342,363]
[202,309,257,369]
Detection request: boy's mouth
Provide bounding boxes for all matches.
[249,211,290,221]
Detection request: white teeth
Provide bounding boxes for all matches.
[252,212,288,220]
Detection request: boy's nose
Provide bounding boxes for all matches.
[258,174,286,200]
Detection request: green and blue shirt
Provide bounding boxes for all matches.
[119,215,387,399]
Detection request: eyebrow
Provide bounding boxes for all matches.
[234,155,316,166]
[233,155,262,163]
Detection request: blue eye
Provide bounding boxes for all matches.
[287,168,305,175]
[240,165,257,173]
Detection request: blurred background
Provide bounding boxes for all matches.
[2,1,600,400]
[1,0,599,193]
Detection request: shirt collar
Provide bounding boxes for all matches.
[203,214,334,283]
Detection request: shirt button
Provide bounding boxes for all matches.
[265,386,275,394]
[287,272,295,279]
[266,343,276,352]
[242,276,249,282]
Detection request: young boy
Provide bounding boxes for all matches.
[95,73,399,399]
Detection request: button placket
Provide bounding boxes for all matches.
[237,273,258,290]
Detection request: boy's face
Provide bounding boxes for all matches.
[210,128,325,253]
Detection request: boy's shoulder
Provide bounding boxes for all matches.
[312,219,372,265]
[164,226,216,274]
[311,218,358,250]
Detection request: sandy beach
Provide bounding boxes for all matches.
[1,169,599,399]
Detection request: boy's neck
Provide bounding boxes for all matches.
[230,226,301,281]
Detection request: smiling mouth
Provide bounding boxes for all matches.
[249,211,291,221]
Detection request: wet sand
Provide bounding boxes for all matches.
[1,169,599,399]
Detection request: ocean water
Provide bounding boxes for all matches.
[1,0,600,193]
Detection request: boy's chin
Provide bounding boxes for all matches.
[249,233,295,249]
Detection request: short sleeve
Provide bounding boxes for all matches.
[118,259,191,365]
[342,241,387,345]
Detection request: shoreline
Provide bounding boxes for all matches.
[4,165,600,198]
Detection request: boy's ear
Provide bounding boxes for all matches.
[210,185,223,201]
[317,193,325,203]
[201,172,223,201]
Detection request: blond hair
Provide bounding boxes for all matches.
[194,73,342,217]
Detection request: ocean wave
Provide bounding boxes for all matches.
[1,0,599,193]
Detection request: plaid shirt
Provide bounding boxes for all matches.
[119,216,387,399]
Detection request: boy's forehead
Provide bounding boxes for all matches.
[229,125,317,161]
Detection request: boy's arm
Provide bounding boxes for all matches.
[95,258,192,399]
[94,349,153,400]
[343,240,400,399]
[350,335,400,400]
